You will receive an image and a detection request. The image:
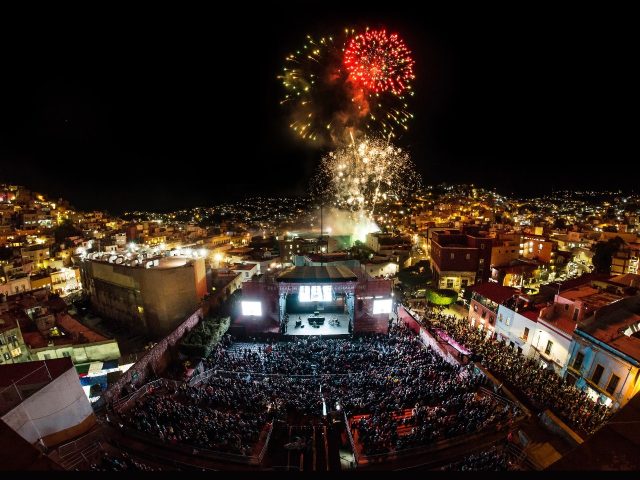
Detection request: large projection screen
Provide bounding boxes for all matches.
[373,298,392,314]
[241,301,262,316]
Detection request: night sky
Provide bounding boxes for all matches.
[0,7,633,213]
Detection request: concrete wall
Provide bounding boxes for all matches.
[139,265,202,337]
[102,308,203,404]
[1,367,94,446]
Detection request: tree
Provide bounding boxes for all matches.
[552,217,567,230]
[53,219,83,245]
[397,262,433,293]
[426,288,458,306]
[592,236,625,274]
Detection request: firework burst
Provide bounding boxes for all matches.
[344,29,415,96]
[313,135,422,217]
[279,28,414,144]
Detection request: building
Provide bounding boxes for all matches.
[430,227,492,292]
[20,244,50,268]
[611,243,640,275]
[231,263,259,282]
[0,358,96,447]
[80,253,207,338]
[0,275,31,296]
[490,235,521,268]
[521,233,557,264]
[365,233,411,254]
[23,310,120,364]
[468,282,518,337]
[495,301,541,357]
[0,310,29,364]
[564,294,640,410]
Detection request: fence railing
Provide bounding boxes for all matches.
[258,421,274,463]
[111,422,267,465]
[113,378,181,413]
[343,410,359,466]
[59,441,102,470]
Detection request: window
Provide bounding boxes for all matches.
[606,374,620,395]
[450,253,455,260]
[479,258,485,265]
[505,316,511,326]
[461,279,468,287]
[446,279,454,289]
[523,327,529,341]
[489,315,495,325]
[591,364,604,385]
[517,346,522,355]
[572,309,579,321]
[573,352,584,371]
[480,244,485,249]
[465,253,471,260]
[545,340,553,355]
[62,351,71,358]
[564,304,569,311]
[481,310,487,318]
[473,304,478,312]
[498,314,503,323]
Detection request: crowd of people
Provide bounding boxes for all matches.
[418,308,611,434]
[120,392,266,456]
[353,392,513,455]
[441,446,515,471]
[89,451,159,471]
[117,323,518,458]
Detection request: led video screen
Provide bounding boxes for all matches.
[241,301,262,316]
[373,298,392,314]
[299,285,333,302]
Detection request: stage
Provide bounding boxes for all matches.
[283,313,351,336]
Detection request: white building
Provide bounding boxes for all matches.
[495,304,539,357]
[563,295,640,410]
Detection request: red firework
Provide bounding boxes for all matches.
[344,29,415,95]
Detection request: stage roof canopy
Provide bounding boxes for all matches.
[277,265,358,283]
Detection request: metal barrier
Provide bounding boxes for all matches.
[258,422,274,463]
[112,423,265,465]
[343,410,359,466]
[113,378,182,413]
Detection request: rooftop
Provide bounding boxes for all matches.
[231,263,257,271]
[560,285,624,312]
[0,357,72,388]
[471,282,519,305]
[578,295,640,362]
[277,265,358,283]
